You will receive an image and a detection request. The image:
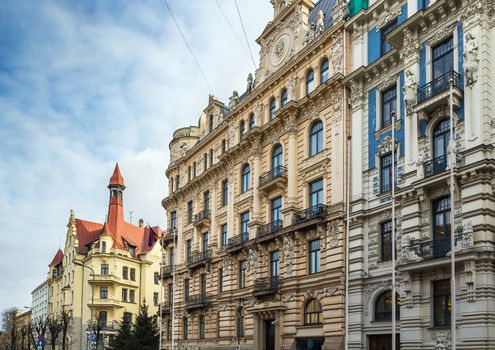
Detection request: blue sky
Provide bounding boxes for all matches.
[0,0,271,312]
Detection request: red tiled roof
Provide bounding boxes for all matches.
[50,249,64,267]
[109,163,125,187]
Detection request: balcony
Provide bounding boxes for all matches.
[293,204,328,227]
[185,294,209,311]
[187,250,211,270]
[194,210,211,228]
[162,264,184,279]
[415,70,463,114]
[259,166,287,193]
[253,276,280,297]
[226,232,250,254]
[160,301,173,315]
[424,155,448,177]
[257,220,283,240]
[161,228,177,246]
[398,224,474,268]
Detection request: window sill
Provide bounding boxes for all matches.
[374,118,401,141]
[298,323,323,329]
[428,325,451,331]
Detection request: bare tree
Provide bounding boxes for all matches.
[1,307,18,350]
[19,325,28,350]
[30,318,47,350]
[59,311,71,350]
[46,315,62,350]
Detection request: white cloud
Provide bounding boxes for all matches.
[0,0,271,311]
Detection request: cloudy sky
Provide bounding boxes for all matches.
[0,0,271,312]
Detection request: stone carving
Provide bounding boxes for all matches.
[364,280,392,297]
[248,248,258,280]
[376,8,402,30]
[432,332,451,350]
[221,256,233,277]
[339,0,350,21]
[349,81,365,109]
[404,70,418,114]
[464,33,479,87]
[180,142,189,157]
[377,136,398,156]
[282,293,296,302]
[464,260,476,302]
[327,223,340,248]
[283,236,294,278]
[331,32,344,74]
[304,10,325,44]
[324,286,343,296]
[401,272,412,308]
[429,26,454,46]
[455,222,474,249]
[285,112,297,134]
[287,76,297,101]
[378,74,398,91]
[228,90,239,109]
[271,33,291,67]
[246,73,254,93]
[228,120,236,146]
[400,28,420,61]
[253,103,263,126]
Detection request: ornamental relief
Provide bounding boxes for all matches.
[375,8,402,31]
[427,24,455,46]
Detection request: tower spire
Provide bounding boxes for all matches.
[107,163,125,233]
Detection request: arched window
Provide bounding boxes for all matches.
[199,315,205,339]
[183,317,188,340]
[432,119,451,173]
[236,307,244,338]
[320,58,329,83]
[306,69,315,95]
[281,88,288,106]
[269,97,276,120]
[240,120,246,142]
[241,164,251,193]
[309,120,324,156]
[272,144,283,170]
[249,113,255,130]
[304,299,322,325]
[375,290,401,321]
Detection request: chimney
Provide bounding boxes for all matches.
[138,219,144,228]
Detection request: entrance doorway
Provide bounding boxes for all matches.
[264,319,275,350]
[368,334,400,350]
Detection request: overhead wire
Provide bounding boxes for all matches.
[215,0,250,56]
[160,0,214,94]
[233,0,258,71]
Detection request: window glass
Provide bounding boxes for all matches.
[240,120,246,142]
[239,260,247,288]
[380,153,393,193]
[432,37,454,79]
[272,144,283,169]
[271,197,282,222]
[320,58,329,83]
[222,180,228,206]
[281,89,288,106]
[306,69,315,95]
[270,250,280,277]
[241,164,251,192]
[100,287,108,299]
[381,86,397,128]
[101,264,109,275]
[309,239,321,274]
[381,221,392,262]
[270,98,276,120]
[381,19,397,55]
[433,280,451,326]
[304,299,322,325]
[221,224,228,247]
[309,121,324,156]
[249,113,255,129]
[375,290,400,321]
[309,179,324,207]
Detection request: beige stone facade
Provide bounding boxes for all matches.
[160,1,349,349]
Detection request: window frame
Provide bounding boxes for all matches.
[306,69,315,95]
[380,220,393,262]
[269,97,276,120]
[221,224,228,248]
[241,164,251,193]
[221,180,228,206]
[187,201,193,224]
[381,85,397,129]
[281,88,288,106]
[100,264,109,275]
[304,299,322,325]
[199,315,205,339]
[320,58,329,83]
[433,279,451,327]
[380,19,398,55]
[272,144,283,169]
[249,113,255,129]
[309,120,324,157]
[309,179,324,207]
[100,287,108,300]
[240,120,246,142]
[309,239,321,274]
[374,290,400,321]
[380,153,393,193]
[239,260,247,289]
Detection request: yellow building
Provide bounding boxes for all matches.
[47,164,163,350]
[161,1,349,349]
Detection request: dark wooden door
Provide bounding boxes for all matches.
[264,320,275,350]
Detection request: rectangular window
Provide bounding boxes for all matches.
[204,191,210,211]
[187,201,193,224]
[381,19,397,55]
[203,232,209,252]
[309,239,321,274]
[170,211,177,230]
[153,292,159,306]
[432,37,454,80]
[184,279,189,301]
[168,283,173,304]
[183,318,188,340]
[129,290,135,303]
[432,196,451,258]
[100,287,108,299]
[381,86,397,128]
[270,250,280,277]
[122,267,128,280]
[154,272,160,285]
[130,268,136,281]
[222,180,228,206]
[100,264,109,275]
[380,153,393,193]
[239,261,247,288]
[200,274,206,295]
[309,179,324,207]
[219,269,223,293]
[186,240,192,260]
[240,212,250,238]
[204,154,208,171]
[169,247,175,266]
[221,224,228,247]
[210,149,214,166]
[381,221,392,262]
[124,312,132,323]
[271,196,282,222]
[122,288,128,302]
[188,166,191,182]
[433,280,451,327]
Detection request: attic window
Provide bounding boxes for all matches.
[128,245,136,257]
[101,241,107,253]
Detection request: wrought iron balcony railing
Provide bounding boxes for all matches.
[293,204,328,224]
[259,166,287,187]
[253,276,280,291]
[406,232,466,261]
[187,250,211,265]
[417,70,461,104]
[194,210,210,225]
[227,232,250,247]
[424,155,448,177]
[257,220,283,238]
[185,293,208,308]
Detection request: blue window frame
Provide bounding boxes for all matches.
[432,37,454,79]
[381,86,397,128]
[270,97,276,120]
[272,144,283,169]
[320,58,329,83]
[221,224,228,247]
[309,239,321,274]
[309,179,324,207]
[380,153,393,193]
[281,88,288,106]
[241,164,251,192]
[249,113,255,129]
[309,120,324,156]
[381,19,397,55]
[306,69,315,95]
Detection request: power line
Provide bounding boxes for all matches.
[215,0,250,56]
[233,0,257,71]
[160,0,214,94]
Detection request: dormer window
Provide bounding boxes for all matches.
[128,245,136,257]
[101,241,106,253]
[209,114,214,132]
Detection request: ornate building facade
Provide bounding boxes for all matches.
[46,164,163,350]
[160,1,349,349]
[345,0,495,349]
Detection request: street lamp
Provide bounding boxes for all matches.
[73,261,95,350]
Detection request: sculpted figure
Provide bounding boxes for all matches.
[404,70,417,113]
[464,33,479,86]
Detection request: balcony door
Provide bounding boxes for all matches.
[431,37,454,97]
[202,232,209,253]
[432,119,450,172]
[270,251,279,278]
[271,197,282,223]
[432,196,451,258]
[200,273,206,296]
[272,144,283,169]
[369,334,400,350]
